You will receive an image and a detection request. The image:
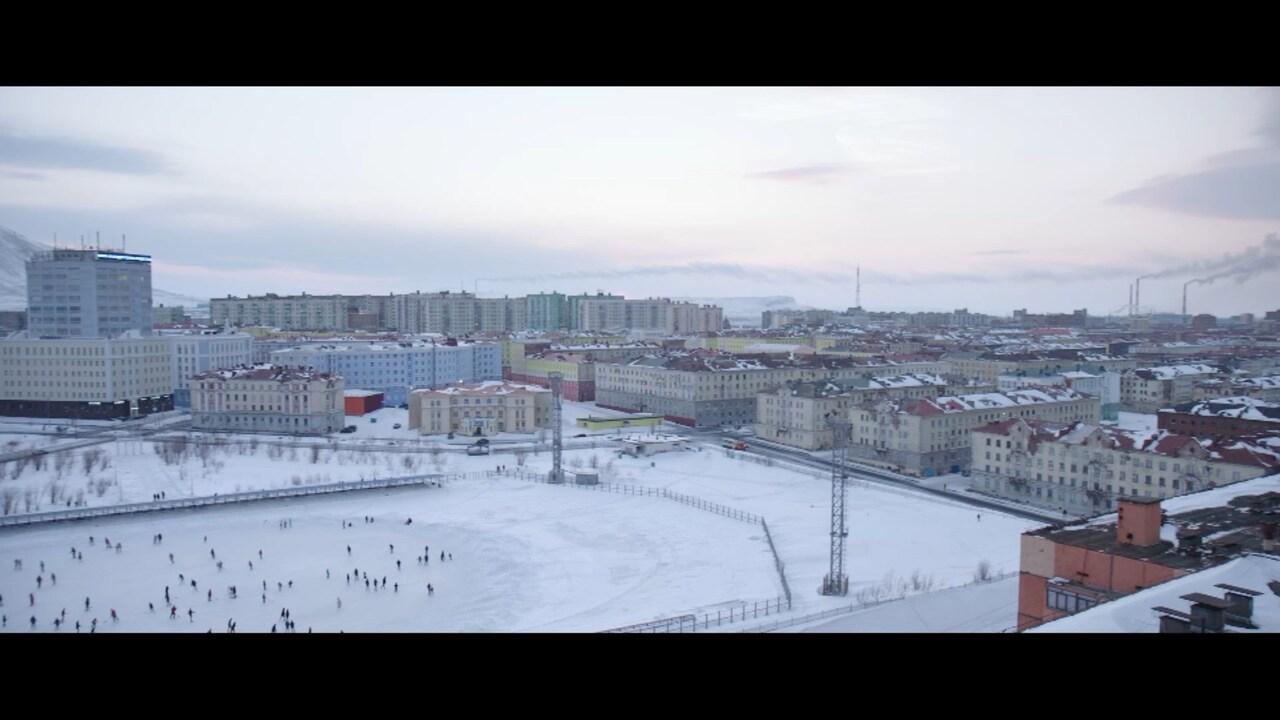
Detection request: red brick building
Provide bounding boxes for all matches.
[1157,396,1280,437]
[343,390,384,416]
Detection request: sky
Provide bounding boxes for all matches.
[1,86,1278,316]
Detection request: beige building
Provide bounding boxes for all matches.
[755,373,952,450]
[1120,364,1223,412]
[0,333,174,418]
[972,418,1279,516]
[190,364,345,434]
[849,387,1101,477]
[409,380,551,436]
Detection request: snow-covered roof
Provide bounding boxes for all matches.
[1133,364,1222,381]
[193,363,336,383]
[414,380,549,396]
[1030,554,1280,633]
[1161,397,1280,424]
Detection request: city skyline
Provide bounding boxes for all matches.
[2,86,1278,315]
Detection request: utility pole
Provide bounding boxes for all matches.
[548,372,563,483]
[822,418,851,596]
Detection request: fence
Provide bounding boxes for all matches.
[0,473,451,528]
[745,570,1021,633]
[760,518,792,609]
[480,468,760,524]
[601,596,792,633]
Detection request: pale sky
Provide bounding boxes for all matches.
[1,86,1277,316]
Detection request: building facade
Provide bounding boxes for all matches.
[26,249,154,338]
[848,388,1101,477]
[162,330,254,407]
[0,334,174,418]
[190,364,344,434]
[270,340,502,406]
[408,380,551,436]
[1120,364,1224,413]
[972,418,1278,517]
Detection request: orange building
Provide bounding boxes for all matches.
[1017,491,1280,630]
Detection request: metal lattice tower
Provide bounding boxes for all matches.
[822,418,850,596]
[548,372,564,483]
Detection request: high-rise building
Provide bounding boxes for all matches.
[26,249,154,338]
[526,293,567,331]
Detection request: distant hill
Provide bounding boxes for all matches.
[0,226,207,311]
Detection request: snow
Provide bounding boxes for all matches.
[0,433,1041,631]
[1031,554,1280,633]
[1114,411,1158,433]
[0,476,778,632]
[782,575,1020,633]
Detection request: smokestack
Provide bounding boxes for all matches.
[856,265,861,309]
[1135,277,1141,317]
[1129,284,1134,317]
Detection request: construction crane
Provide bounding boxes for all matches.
[822,417,851,596]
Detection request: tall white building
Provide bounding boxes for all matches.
[26,248,154,338]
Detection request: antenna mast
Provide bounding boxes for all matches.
[548,372,564,483]
[822,417,851,596]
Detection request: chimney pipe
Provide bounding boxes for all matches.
[1135,277,1141,317]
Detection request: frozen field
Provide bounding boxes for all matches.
[0,476,778,633]
[0,433,1040,631]
[503,445,1039,613]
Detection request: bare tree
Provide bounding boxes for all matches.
[974,560,992,584]
[1,487,17,515]
[514,448,528,468]
[311,446,322,464]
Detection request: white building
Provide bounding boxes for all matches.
[619,433,690,457]
[159,330,254,407]
[270,340,502,406]
[26,248,154,339]
[0,332,174,418]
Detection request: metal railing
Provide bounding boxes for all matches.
[0,473,451,528]
[484,468,760,524]
[601,596,792,633]
[760,518,792,609]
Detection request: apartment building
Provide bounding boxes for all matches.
[525,293,568,331]
[161,330,254,406]
[408,380,551,436]
[1120,364,1224,412]
[211,293,350,331]
[972,418,1278,516]
[270,340,502,405]
[755,373,951,450]
[1192,375,1280,402]
[0,333,174,418]
[190,364,344,435]
[26,248,154,338]
[848,387,1101,477]
[1157,396,1280,437]
[596,351,872,428]
[998,370,1121,420]
[947,352,1136,385]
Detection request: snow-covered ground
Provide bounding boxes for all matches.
[0,437,1040,631]
[505,445,1040,614]
[0,477,778,632]
[779,575,1020,633]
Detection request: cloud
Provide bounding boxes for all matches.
[971,249,1025,256]
[1110,161,1280,220]
[1109,88,1280,220]
[0,168,45,181]
[0,128,170,175]
[483,260,1149,288]
[746,163,855,185]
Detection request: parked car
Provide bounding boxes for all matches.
[370,417,378,423]
[340,426,357,434]
[573,433,587,438]
[466,445,490,456]
[393,423,402,429]
[474,438,490,446]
